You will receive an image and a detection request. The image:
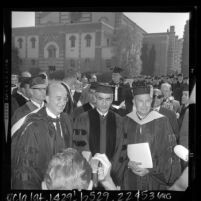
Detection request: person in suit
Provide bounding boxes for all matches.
[11,74,47,126]
[172,73,184,104]
[160,82,181,117]
[72,82,97,121]
[109,67,133,116]
[11,82,72,189]
[152,88,179,141]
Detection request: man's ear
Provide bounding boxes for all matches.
[41,181,48,190]
[87,180,93,190]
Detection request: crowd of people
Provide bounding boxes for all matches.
[10,67,193,191]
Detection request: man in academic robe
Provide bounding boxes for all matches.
[11,82,72,189]
[121,81,181,190]
[11,74,47,126]
[72,82,97,121]
[152,88,179,142]
[109,67,133,116]
[73,83,125,186]
[11,77,32,117]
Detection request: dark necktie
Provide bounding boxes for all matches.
[47,116,62,137]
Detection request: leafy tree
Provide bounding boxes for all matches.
[111,25,142,77]
[148,45,156,76]
[141,43,149,75]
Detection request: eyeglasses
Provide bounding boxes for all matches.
[153,94,164,99]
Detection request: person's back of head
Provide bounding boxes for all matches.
[42,148,92,190]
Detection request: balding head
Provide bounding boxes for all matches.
[47,81,66,96]
[46,82,68,116]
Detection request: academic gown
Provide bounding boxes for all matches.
[11,93,28,117]
[11,107,73,189]
[73,108,125,186]
[158,106,179,142]
[11,101,38,126]
[121,110,181,190]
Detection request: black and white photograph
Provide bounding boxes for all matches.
[2,7,199,200]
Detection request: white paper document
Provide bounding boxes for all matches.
[127,142,153,168]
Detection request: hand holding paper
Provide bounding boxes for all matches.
[128,161,149,177]
[127,143,153,169]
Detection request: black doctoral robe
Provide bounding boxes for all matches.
[158,106,179,142]
[11,107,72,189]
[73,108,125,185]
[121,110,181,190]
[11,92,29,117]
[11,101,39,126]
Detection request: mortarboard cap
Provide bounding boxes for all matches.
[112,66,124,74]
[30,75,47,89]
[95,83,113,94]
[133,81,151,96]
[19,77,31,88]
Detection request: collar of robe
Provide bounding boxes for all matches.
[127,109,164,125]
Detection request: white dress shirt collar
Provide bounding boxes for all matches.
[96,109,108,117]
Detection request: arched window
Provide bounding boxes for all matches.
[47,45,56,58]
[69,35,76,48]
[17,38,23,48]
[30,37,36,48]
[98,17,109,23]
[85,34,92,47]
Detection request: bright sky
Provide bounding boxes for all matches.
[12,12,189,38]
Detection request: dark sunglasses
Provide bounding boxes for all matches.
[153,94,164,99]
